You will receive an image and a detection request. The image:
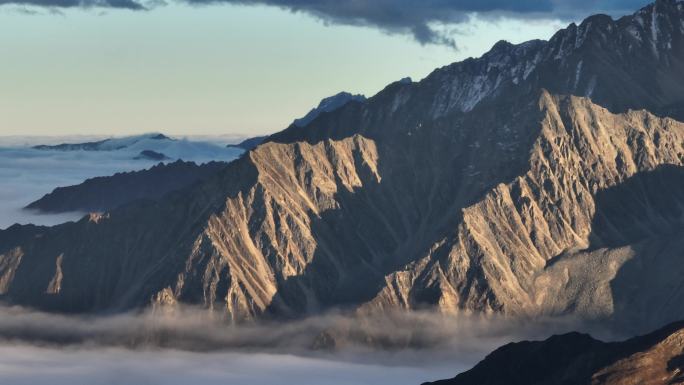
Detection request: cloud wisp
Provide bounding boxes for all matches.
[0,305,569,352]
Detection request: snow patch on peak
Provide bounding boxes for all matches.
[429,39,548,117]
[652,1,660,49]
[391,88,411,114]
[585,75,597,98]
[574,60,584,90]
[425,0,680,119]
[626,25,643,41]
[575,22,591,48]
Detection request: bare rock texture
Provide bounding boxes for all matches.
[0,1,683,333]
[364,94,684,332]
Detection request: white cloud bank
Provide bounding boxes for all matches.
[0,135,243,229]
[0,305,620,385]
[0,345,464,385]
[0,344,463,385]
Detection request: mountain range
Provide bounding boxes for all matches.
[226,92,366,152]
[32,133,172,152]
[24,92,369,215]
[0,0,683,342]
[31,132,242,163]
[293,91,367,127]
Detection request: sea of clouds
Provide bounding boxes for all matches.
[0,345,456,385]
[0,305,616,385]
[0,135,243,229]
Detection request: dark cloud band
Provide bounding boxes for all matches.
[0,0,653,46]
[185,0,651,46]
[192,0,558,47]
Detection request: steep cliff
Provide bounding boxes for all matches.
[0,1,683,332]
[365,94,684,331]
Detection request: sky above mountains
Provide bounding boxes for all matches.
[0,0,653,136]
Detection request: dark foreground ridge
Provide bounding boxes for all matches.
[425,320,684,385]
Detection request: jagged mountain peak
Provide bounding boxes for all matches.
[268,0,683,147]
[412,0,684,119]
[0,1,683,333]
[4,89,683,329]
[293,91,367,128]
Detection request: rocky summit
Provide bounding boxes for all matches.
[1,1,683,334]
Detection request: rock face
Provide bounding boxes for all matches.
[25,160,227,214]
[363,95,684,327]
[0,1,683,332]
[424,320,684,385]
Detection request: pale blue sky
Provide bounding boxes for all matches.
[0,4,570,136]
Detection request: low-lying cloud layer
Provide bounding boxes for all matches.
[0,0,651,46]
[0,304,619,385]
[0,344,456,385]
[0,135,241,229]
[0,304,594,352]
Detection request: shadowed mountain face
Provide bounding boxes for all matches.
[0,1,683,332]
[293,91,367,128]
[226,136,267,151]
[589,164,684,249]
[225,93,367,152]
[25,161,228,214]
[425,321,684,385]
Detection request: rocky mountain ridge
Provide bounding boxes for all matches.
[293,91,367,128]
[25,160,228,214]
[0,1,682,334]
